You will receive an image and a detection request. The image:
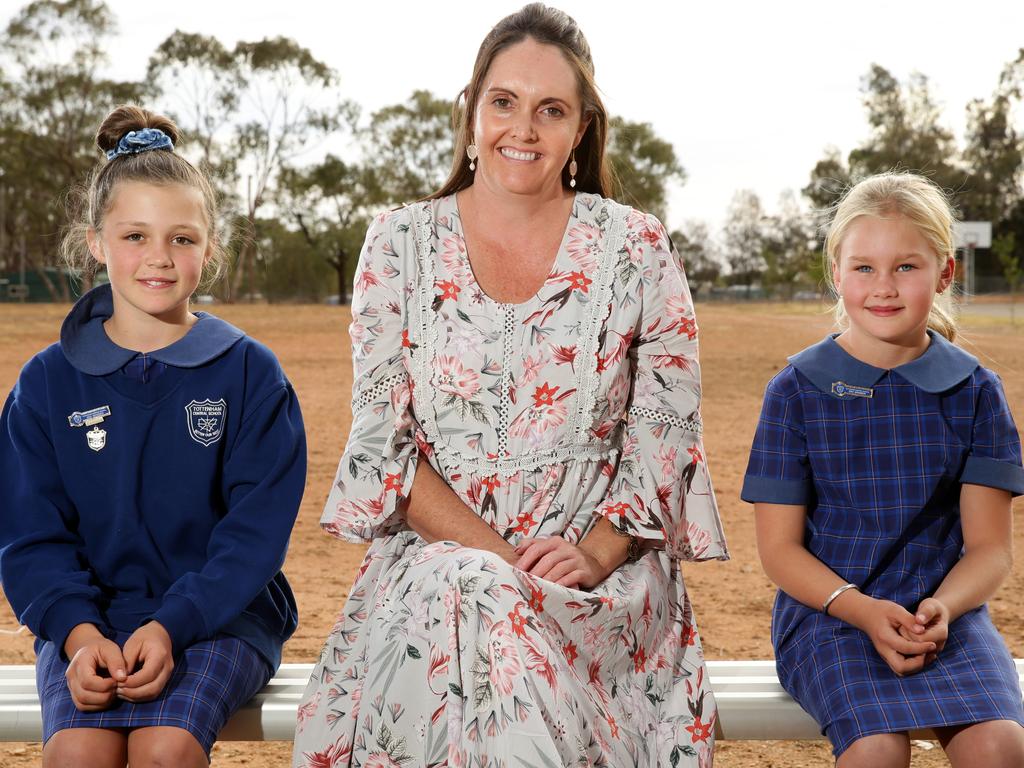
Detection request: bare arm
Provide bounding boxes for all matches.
[755,501,935,674]
[402,461,517,563]
[931,483,1013,621]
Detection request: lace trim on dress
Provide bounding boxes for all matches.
[496,304,517,458]
[353,372,409,413]
[407,198,630,478]
[569,204,628,442]
[627,405,703,435]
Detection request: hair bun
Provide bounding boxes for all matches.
[95,104,180,155]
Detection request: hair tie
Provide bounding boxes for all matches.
[105,127,174,160]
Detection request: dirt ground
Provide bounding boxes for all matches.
[1,300,1021,767]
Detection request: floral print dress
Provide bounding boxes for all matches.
[293,192,729,768]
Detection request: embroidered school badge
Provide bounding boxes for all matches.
[185,399,227,446]
[86,427,106,451]
[831,381,873,399]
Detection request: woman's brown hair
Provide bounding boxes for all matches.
[429,3,614,200]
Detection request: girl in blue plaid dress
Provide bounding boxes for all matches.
[742,173,1024,767]
[0,106,306,767]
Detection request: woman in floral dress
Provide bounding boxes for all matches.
[293,4,728,767]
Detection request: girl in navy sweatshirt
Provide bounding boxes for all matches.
[0,105,306,767]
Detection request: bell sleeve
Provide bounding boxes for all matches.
[320,210,420,542]
[0,371,110,656]
[597,214,728,562]
[959,370,1024,495]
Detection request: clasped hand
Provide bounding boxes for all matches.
[511,536,609,590]
[855,596,948,676]
[64,622,175,711]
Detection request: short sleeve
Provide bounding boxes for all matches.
[320,211,420,542]
[959,371,1024,496]
[740,368,815,505]
[596,214,727,562]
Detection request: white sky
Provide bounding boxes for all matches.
[4,0,1024,232]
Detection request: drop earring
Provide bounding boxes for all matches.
[568,151,577,188]
[466,143,478,172]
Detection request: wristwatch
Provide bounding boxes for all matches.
[610,522,642,563]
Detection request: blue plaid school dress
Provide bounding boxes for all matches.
[741,332,1024,756]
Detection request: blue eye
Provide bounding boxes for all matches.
[855,265,872,273]
[896,263,915,272]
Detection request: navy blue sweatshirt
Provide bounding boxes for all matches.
[0,286,305,668]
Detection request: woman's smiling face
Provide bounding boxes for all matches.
[471,37,589,199]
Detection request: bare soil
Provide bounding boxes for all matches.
[1,301,1021,767]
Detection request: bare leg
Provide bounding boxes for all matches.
[126,726,208,768]
[835,732,910,768]
[43,728,128,768]
[937,719,1024,768]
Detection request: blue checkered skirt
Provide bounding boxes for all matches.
[37,632,272,755]
[778,605,1024,756]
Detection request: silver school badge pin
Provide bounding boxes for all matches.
[68,405,112,450]
[86,426,107,451]
[831,381,873,399]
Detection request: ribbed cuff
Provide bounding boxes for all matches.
[149,595,207,656]
[39,596,107,660]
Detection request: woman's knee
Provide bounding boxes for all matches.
[43,728,127,768]
[836,732,910,768]
[940,719,1024,768]
[127,726,208,768]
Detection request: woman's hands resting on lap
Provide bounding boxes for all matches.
[514,536,610,590]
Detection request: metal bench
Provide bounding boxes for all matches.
[2,660,1023,741]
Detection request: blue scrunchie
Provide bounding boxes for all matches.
[105,127,174,160]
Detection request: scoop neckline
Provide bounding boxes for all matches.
[451,191,579,309]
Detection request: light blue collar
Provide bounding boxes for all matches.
[789,331,978,396]
[61,284,244,375]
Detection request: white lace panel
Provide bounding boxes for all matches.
[627,406,703,434]
[408,200,629,478]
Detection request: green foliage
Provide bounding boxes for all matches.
[0,0,144,299]
[992,231,1021,322]
[607,116,685,222]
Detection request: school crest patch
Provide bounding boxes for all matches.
[185,399,227,446]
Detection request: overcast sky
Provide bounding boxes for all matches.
[5,0,1024,231]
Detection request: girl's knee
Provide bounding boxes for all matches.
[127,726,208,768]
[941,720,1024,768]
[836,732,910,768]
[43,728,127,768]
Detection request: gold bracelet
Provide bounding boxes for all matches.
[822,583,859,615]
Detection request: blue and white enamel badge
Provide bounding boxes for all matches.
[831,381,873,399]
[185,399,227,446]
[68,405,111,427]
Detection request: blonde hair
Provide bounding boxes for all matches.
[823,172,958,341]
[61,104,227,289]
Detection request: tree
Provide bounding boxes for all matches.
[848,65,961,189]
[0,0,143,299]
[803,146,851,212]
[607,116,685,222]
[146,31,243,204]
[722,189,766,292]
[670,221,721,288]
[226,36,354,301]
[992,231,1021,323]
[760,191,818,298]
[361,90,453,204]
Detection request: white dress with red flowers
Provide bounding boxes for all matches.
[292,192,729,768]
